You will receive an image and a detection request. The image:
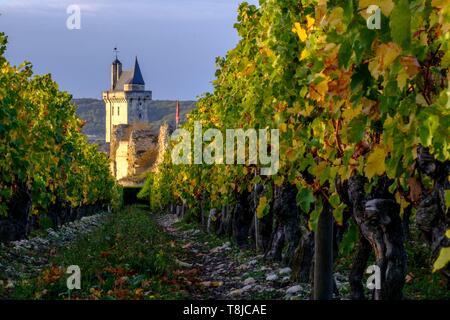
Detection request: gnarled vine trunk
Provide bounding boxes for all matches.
[265,183,300,264]
[416,146,450,284]
[347,175,407,300]
[232,190,253,247]
[291,228,315,283]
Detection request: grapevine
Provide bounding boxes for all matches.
[0,32,120,240]
[144,0,450,299]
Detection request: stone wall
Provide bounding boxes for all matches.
[110,124,131,179]
[152,122,171,173]
[116,141,129,180]
[127,127,158,177]
[110,123,165,183]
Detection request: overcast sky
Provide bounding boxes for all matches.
[0,0,258,100]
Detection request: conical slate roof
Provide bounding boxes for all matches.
[127,57,145,85]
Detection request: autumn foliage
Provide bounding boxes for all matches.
[143,0,450,298]
[0,33,120,221]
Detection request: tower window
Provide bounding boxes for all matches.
[112,106,114,116]
[118,107,120,116]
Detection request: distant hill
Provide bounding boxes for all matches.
[73,98,196,140]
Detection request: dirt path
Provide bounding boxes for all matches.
[0,207,352,300]
[154,214,316,300]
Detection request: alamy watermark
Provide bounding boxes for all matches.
[66,4,81,30]
[366,5,381,30]
[171,121,279,176]
[366,265,381,290]
[66,265,81,290]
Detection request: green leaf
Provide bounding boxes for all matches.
[347,115,367,143]
[339,220,358,255]
[390,0,411,49]
[329,193,340,208]
[296,187,315,213]
[338,39,352,69]
[309,207,320,232]
[333,203,346,225]
[419,115,439,146]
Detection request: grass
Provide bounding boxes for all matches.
[2,205,447,300]
[403,228,450,300]
[2,206,188,300]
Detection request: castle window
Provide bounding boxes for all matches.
[118,107,120,116]
[112,106,114,116]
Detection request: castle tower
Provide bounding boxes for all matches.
[102,55,152,143]
[111,58,122,90]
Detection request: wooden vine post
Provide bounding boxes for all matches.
[313,199,334,300]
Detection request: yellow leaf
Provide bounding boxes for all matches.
[300,48,310,61]
[286,148,297,162]
[365,146,386,179]
[379,43,402,67]
[260,46,275,59]
[327,7,345,33]
[311,161,328,179]
[369,42,402,78]
[274,175,285,187]
[90,287,102,299]
[432,0,450,9]
[298,28,307,42]
[279,123,287,133]
[397,68,408,90]
[135,288,144,297]
[433,247,450,272]
[306,15,315,29]
[219,184,228,194]
[395,192,409,215]
[342,105,363,122]
[256,196,268,219]
[359,0,394,17]
[300,104,314,117]
[243,63,256,76]
[309,77,329,102]
[292,22,308,42]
